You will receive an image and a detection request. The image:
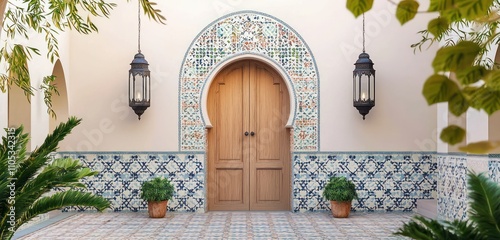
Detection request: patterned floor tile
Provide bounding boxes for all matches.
[17,211,414,239]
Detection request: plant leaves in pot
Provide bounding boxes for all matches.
[322,176,358,218]
[140,176,175,218]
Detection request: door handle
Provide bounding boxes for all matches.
[244,131,249,136]
[250,131,255,136]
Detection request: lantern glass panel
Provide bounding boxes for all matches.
[144,75,150,101]
[134,75,144,102]
[354,73,374,102]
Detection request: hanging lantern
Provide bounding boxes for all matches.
[128,0,150,120]
[353,52,375,120]
[129,52,150,120]
[353,14,375,120]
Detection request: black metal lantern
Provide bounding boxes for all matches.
[353,14,375,120]
[128,0,150,120]
[129,52,150,120]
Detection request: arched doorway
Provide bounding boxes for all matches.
[207,60,291,211]
[49,60,69,132]
[178,11,319,152]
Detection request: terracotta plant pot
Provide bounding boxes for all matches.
[148,200,168,218]
[330,200,352,218]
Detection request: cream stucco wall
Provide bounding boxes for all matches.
[3,0,440,152]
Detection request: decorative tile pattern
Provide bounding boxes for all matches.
[490,158,500,183]
[292,153,437,212]
[437,155,468,221]
[18,212,414,239]
[57,153,205,212]
[57,152,439,213]
[179,11,319,151]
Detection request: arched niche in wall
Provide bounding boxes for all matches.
[178,11,319,152]
[8,73,31,151]
[49,60,69,132]
[489,45,500,153]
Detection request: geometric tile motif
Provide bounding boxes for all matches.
[292,153,437,213]
[58,152,205,213]
[437,155,468,221]
[490,158,500,183]
[179,11,319,151]
[18,212,415,239]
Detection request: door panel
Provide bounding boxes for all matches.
[216,169,243,202]
[208,60,290,211]
[256,169,282,201]
[218,67,245,161]
[208,62,249,211]
[250,62,290,210]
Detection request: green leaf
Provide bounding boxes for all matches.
[427,17,449,38]
[470,87,500,115]
[441,7,464,22]
[428,0,451,11]
[484,70,500,91]
[459,141,500,153]
[457,0,494,21]
[432,41,481,72]
[422,74,460,105]
[323,176,357,201]
[440,125,465,145]
[456,66,488,85]
[449,92,469,116]
[346,0,373,17]
[463,86,481,108]
[467,171,500,237]
[19,190,110,225]
[394,215,464,239]
[396,0,419,25]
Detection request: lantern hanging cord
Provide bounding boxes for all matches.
[138,0,141,53]
[362,13,365,53]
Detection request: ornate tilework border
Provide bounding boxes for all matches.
[437,155,468,221]
[292,153,437,212]
[490,158,500,183]
[46,152,500,218]
[57,151,440,214]
[178,11,320,152]
[57,152,205,213]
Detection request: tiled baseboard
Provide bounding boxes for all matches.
[56,151,439,213]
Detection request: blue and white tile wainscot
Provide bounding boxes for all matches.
[490,155,500,183]
[293,152,437,212]
[57,152,440,214]
[57,152,206,212]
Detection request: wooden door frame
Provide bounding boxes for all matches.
[204,57,294,211]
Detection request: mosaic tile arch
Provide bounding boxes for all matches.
[178,10,320,152]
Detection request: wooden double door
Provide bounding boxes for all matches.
[207,60,291,211]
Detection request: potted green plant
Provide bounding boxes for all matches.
[140,176,175,218]
[322,176,358,218]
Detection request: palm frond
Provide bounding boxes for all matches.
[394,215,460,240]
[446,220,484,239]
[15,190,110,231]
[0,126,29,219]
[14,117,81,193]
[467,171,500,238]
[14,158,98,218]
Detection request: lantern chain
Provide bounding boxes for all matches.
[138,0,141,53]
[362,13,365,53]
